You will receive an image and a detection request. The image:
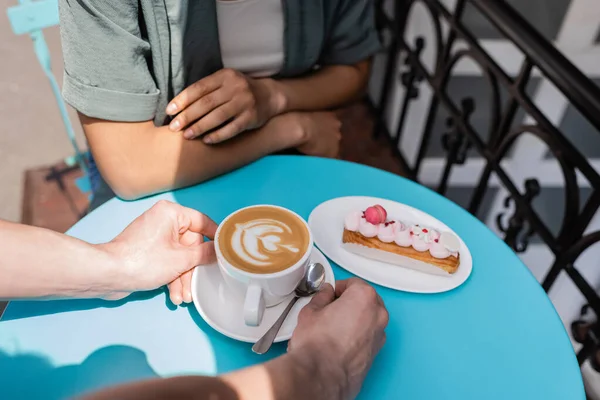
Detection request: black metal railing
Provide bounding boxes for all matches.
[372,0,600,366]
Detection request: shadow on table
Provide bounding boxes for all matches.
[1,287,175,322]
[171,155,312,228]
[186,304,287,373]
[0,345,158,400]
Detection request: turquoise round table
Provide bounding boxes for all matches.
[0,156,583,399]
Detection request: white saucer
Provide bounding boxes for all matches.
[191,247,335,343]
[308,196,473,294]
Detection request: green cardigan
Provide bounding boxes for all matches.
[59,0,381,125]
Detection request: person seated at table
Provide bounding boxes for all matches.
[58,0,381,209]
[0,200,389,400]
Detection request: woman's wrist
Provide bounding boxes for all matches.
[259,112,307,150]
[263,78,289,117]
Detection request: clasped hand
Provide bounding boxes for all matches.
[166,68,282,143]
[165,68,343,158]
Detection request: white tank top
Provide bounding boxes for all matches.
[216,0,285,78]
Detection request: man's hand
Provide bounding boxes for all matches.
[100,200,218,304]
[289,278,389,398]
[166,69,284,143]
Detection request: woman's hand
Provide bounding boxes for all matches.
[100,200,218,305]
[294,111,342,158]
[265,111,342,158]
[166,69,285,144]
[268,111,342,158]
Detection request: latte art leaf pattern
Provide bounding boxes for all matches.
[232,219,301,267]
[218,206,310,273]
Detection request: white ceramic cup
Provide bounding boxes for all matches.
[214,205,314,327]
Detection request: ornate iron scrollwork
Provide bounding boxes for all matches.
[372,0,600,368]
[400,37,426,100]
[441,98,474,165]
[374,0,391,49]
[496,179,541,253]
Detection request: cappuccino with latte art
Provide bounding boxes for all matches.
[217,206,310,274]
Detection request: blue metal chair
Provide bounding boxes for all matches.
[7,0,91,194]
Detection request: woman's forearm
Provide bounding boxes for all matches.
[82,113,304,200]
[0,220,118,300]
[272,61,371,114]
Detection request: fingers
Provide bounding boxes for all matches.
[305,283,335,311]
[173,203,218,238]
[334,277,365,298]
[335,278,388,327]
[180,230,203,247]
[168,272,193,305]
[186,241,217,268]
[378,303,390,328]
[375,331,387,354]
[167,68,255,140]
[166,74,223,116]
[203,112,252,144]
[180,269,194,303]
[168,278,183,306]
[168,90,229,133]
[167,256,198,305]
[183,102,240,140]
[150,200,217,239]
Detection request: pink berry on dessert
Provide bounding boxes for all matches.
[364,205,387,225]
[421,229,439,244]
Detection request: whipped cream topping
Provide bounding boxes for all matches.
[344,211,362,232]
[344,211,459,259]
[232,219,300,267]
[377,224,395,243]
[358,217,378,237]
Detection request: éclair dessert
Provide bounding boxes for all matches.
[342,205,460,276]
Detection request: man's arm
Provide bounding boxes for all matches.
[0,201,217,303]
[0,220,119,300]
[82,347,343,400]
[83,279,388,400]
[82,113,304,200]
